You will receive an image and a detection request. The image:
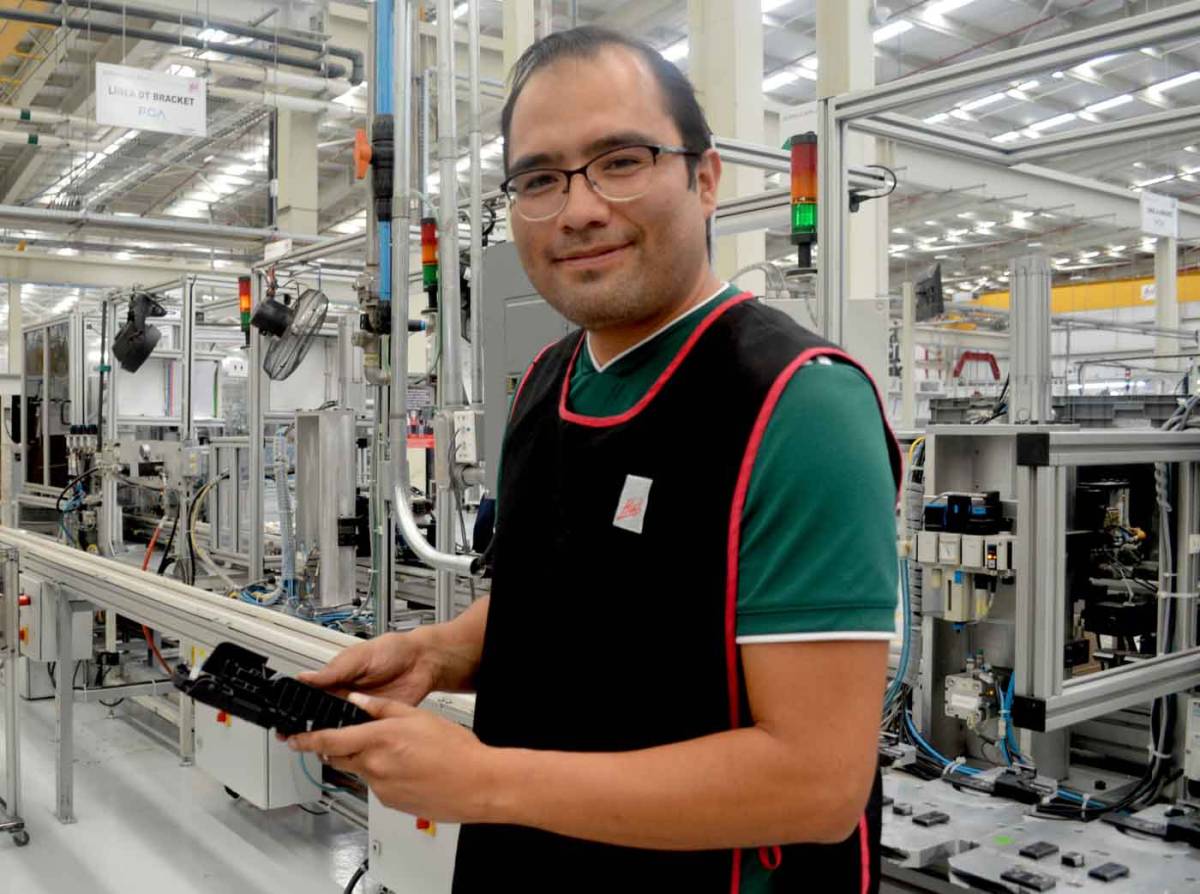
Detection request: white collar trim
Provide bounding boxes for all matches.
[586,282,731,374]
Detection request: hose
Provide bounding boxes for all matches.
[343,860,368,894]
[189,474,237,594]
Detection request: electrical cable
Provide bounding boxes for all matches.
[188,473,236,593]
[55,467,96,513]
[297,752,351,794]
[343,860,368,894]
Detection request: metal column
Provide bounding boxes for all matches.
[247,274,266,582]
[1009,254,1053,424]
[900,280,916,428]
[180,276,195,443]
[0,547,25,844]
[53,583,75,823]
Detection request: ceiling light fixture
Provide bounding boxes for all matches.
[660,40,688,62]
[873,20,913,43]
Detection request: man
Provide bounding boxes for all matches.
[289,26,900,893]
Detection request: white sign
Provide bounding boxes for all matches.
[1141,282,1157,303]
[263,238,293,264]
[1141,190,1179,239]
[95,63,206,137]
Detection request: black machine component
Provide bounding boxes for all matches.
[914,263,944,323]
[912,810,950,827]
[172,642,372,736]
[892,803,913,817]
[1087,863,1130,883]
[1019,841,1060,861]
[923,491,1005,535]
[1000,867,1057,891]
[1060,852,1085,869]
[111,291,167,373]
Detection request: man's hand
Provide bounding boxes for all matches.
[297,632,438,706]
[298,596,491,704]
[287,693,497,823]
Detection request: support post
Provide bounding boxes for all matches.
[53,583,75,824]
[817,0,888,382]
[3,281,21,527]
[901,280,915,429]
[687,0,764,291]
[180,276,194,443]
[247,275,265,582]
[1156,236,1180,375]
[0,547,22,835]
[1009,254,1053,424]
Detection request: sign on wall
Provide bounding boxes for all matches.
[1140,190,1179,240]
[95,63,206,137]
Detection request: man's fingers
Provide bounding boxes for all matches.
[349,691,413,720]
[288,723,378,757]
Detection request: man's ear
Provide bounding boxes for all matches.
[695,148,721,219]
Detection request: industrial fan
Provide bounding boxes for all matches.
[250,287,329,381]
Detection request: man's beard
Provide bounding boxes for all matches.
[542,262,679,332]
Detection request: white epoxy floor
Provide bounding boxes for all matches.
[0,696,368,894]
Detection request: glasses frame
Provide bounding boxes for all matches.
[500,144,700,222]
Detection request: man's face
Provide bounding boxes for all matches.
[505,46,720,331]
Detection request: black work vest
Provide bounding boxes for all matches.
[453,293,902,893]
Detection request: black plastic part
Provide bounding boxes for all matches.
[250,295,294,338]
[172,641,372,736]
[1088,863,1130,883]
[112,292,168,373]
[1064,638,1091,668]
[1061,852,1085,868]
[1019,841,1060,861]
[912,810,950,827]
[337,517,358,547]
[371,115,394,222]
[1016,433,1051,467]
[992,771,1046,805]
[1011,695,1047,732]
[891,803,913,817]
[1001,867,1057,891]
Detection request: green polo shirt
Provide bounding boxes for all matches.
[503,284,898,891]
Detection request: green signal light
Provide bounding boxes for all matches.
[792,201,817,234]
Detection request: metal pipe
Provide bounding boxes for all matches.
[0,8,348,81]
[57,0,364,84]
[0,106,93,129]
[166,54,354,96]
[0,129,88,150]
[390,0,474,581]
[207,85,363,118]
[247,274,265,582]
[467,0,483,405]
[0,203,316,245]
[435,0,468,620]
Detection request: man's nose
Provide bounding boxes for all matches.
[557,172,611,232]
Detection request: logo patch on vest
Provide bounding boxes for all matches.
[613,474,653,534]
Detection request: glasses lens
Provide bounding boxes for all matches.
[589,146,656,201]
[508,169,568,220]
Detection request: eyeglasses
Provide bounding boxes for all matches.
[500,144,699,222]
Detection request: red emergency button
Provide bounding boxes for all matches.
[216,711,228,724]
[18,594,30,606]
[416,818,431,831]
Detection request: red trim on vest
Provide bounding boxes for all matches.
[512,341,557,419]
[859,815,871,894]
[558,291,755,427]
[729,849,741,894]
[758,845,782,871]
[725,346,895,891]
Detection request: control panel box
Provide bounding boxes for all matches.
[17,575,91,663]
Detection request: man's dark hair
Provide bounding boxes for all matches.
[500,26,713,188]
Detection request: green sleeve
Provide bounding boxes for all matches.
[736,362,898,640]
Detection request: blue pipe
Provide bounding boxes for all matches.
[375,0,394,305]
